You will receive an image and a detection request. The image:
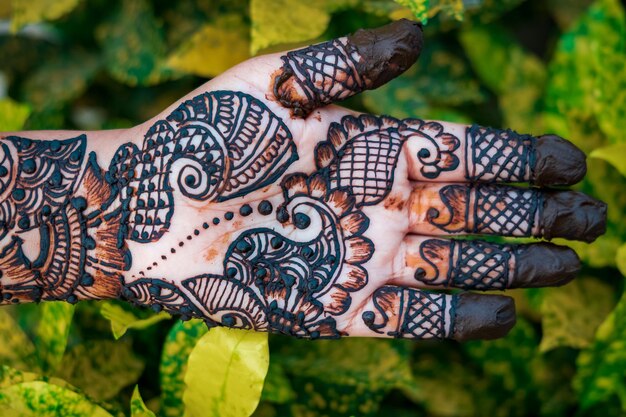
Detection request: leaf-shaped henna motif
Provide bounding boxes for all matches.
[315,114,406,207]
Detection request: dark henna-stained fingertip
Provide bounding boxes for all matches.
[349,19,423,89]
[541,191,607,243]
[514,243,580,288]
[533,135,587,186]
[451,293,516,341]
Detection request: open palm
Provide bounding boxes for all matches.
[0,20,605,341]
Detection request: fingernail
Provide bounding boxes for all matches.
[541,191,607,243]
[348,18,423,89]
[533,135,587,186]
[451,293,516,341]
[514,243,580,287]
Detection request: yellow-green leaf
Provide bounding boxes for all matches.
[575,289,626,410]
[34,302,74,374]
[10,0,81,31]
[0,309,37,371]
[22,52,101,111]
[0,99,31,131]
[97,0,175,86]
[160,320,207,417]
[167,15,250,78]
[250,0,330,54]
[539,277,616,352]
[0,380,113,417]
[131,386,156,417]
[460,24,546,131]
[56,340,144,401]
[591,144,626,177]
[183,327,269,417]
[100,302,170,340]
[617,243,626,277]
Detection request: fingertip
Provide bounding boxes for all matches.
[541,191,608,243]
[349,18,424,89]
[514,242,580,288]
[451,293,516,341]
[533,134,587,186]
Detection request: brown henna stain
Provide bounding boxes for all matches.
[533,135,587,187]
[383,192,406,211]
[451,293,516,341]
[514,242,580,288]
[540,190,607,243]
[349,19,423,90]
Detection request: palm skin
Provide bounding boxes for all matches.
[0,20,605,341]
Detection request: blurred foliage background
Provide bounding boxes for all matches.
[0,0,625,416]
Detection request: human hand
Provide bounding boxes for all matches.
[0,19,606,341]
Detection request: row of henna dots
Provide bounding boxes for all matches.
[133,199,276,279]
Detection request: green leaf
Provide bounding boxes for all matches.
[183,327,269,417]
[260,361,295,404]
[100,301,170,340]
[97,0,175,86]
[464,319,540,416]
[544,0,626,146]
[131,386,156,417]
[0,99,31,131]
[0,380,113,417]
[160,320,207,417]
[539,277,616,352]
[393,0,429,22]
[166,15,250,78]
[617,243,626,277]
[33,302,75,374]
[459,24,546,131]
[362,40,482,122]
[10,0,81,31]
[575,289,626,410]
[590,144,626,177]
[274,338,413,415]
[0,309,37,371]
[22,51,101,111]
[250,0,330,54]
[56,340,144,401]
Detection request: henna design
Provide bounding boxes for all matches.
[465,124,535,183]
[0,136,86,240]
[0,145,128,303]
[401,119,460,179]
[414,239,519,290]
[0,90,297,304]
[108,91,297,243]
[274,39,364,116]
[124,173,373,339]
[122,114,417,338]
[315,114,406,207]
[362,286,449,339]
[428,184,541,236]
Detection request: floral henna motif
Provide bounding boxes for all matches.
[401,119,460,179]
